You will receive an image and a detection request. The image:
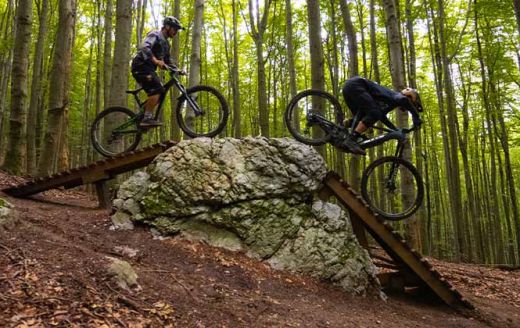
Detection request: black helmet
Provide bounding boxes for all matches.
[163,16,185,30]
[401,87,423,112]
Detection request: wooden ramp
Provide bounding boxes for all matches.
[3,141,177,207]
[321,172,473,310]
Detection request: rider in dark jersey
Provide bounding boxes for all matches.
[131,16,185,127]
[341,76,423,155]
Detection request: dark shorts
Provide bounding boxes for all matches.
[342,77,384,127]
[131,70,165,96]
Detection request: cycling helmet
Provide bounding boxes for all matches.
[401,87,423,112]
[163,16,185,30]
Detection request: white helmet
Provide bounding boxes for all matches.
[401,87,423,112]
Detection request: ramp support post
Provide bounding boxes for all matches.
[95,180,111,209]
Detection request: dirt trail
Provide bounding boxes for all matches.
[0,172,518,327]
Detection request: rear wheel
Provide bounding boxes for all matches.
[284,89,344,146]
[90,106,142,157]
[176,85,229,138]
[361,156,424,220]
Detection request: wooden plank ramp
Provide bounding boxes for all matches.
[3,141,177,205]
[321,171,473,310]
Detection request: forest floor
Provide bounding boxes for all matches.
[0,171,519,328]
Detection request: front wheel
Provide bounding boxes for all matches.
[176,85,229,138]
[284,89,344,146]
[361,156,424,220]
[90,106,142,157]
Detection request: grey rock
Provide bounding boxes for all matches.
[0,198,17,233]
[113,246,139,259]
[112,137,379,295]
[106,257,139,291]
[110,211,134,230]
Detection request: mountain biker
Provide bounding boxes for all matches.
[131,16,185,127]
[341,76,423,155]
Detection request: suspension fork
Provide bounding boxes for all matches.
[174,79,204,116]
[386,141,406,186]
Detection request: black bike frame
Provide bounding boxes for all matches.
[129,67,204,122]
[358,127,406,157]
[350,112,407,157]
[307,112,409,157]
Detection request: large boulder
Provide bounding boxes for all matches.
[112,137,379,294]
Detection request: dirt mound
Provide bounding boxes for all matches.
[0,171,518,327]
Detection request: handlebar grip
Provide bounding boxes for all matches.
[167,65,187,76]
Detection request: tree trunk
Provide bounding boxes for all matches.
[404,0,423,251]
[340,0,361,189]
[0,0,14,157]
[103,0,113,110]
[26,0,49,175]
[513,0,520,41]
[109,0,132,108]
[37,0,76,176]
[185,0,205,138]
[169,0,181,141]
[340,0,358,78]
[369,0,380,83]
[248,0,271,137]
[232,0,241,137]
[305,0,326,157]
[438,0,466,260]
[382,0,420,248]
[91,0,103,164]
[3,0,32,175]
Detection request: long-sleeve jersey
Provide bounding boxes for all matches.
[362,78,421,123]
[132,30,172,71]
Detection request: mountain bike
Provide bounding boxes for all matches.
[284,89,423,220]
[91,65,229,157]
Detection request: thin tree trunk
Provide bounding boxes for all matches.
[109,0,132,107]
[404,0,422,251]
[306,0,326,157]
[438,0,466,260]
[103,0,113,110]
[382,0,420,248]
[248,0,271,137]
[3,0,32,175]
[474,0,505,263]
[27,0,49,175]
[185,0,205,138]
[0,0,14,157]
[169,0,181,141]
[513,0,520,41]
[232,0,241,138]
[91,0,103,164]
[340,0,358,78]
[37,0,76,176]
[340,0,360,186]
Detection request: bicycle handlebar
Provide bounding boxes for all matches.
[166,64,187,76]
[401,125,421,134]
